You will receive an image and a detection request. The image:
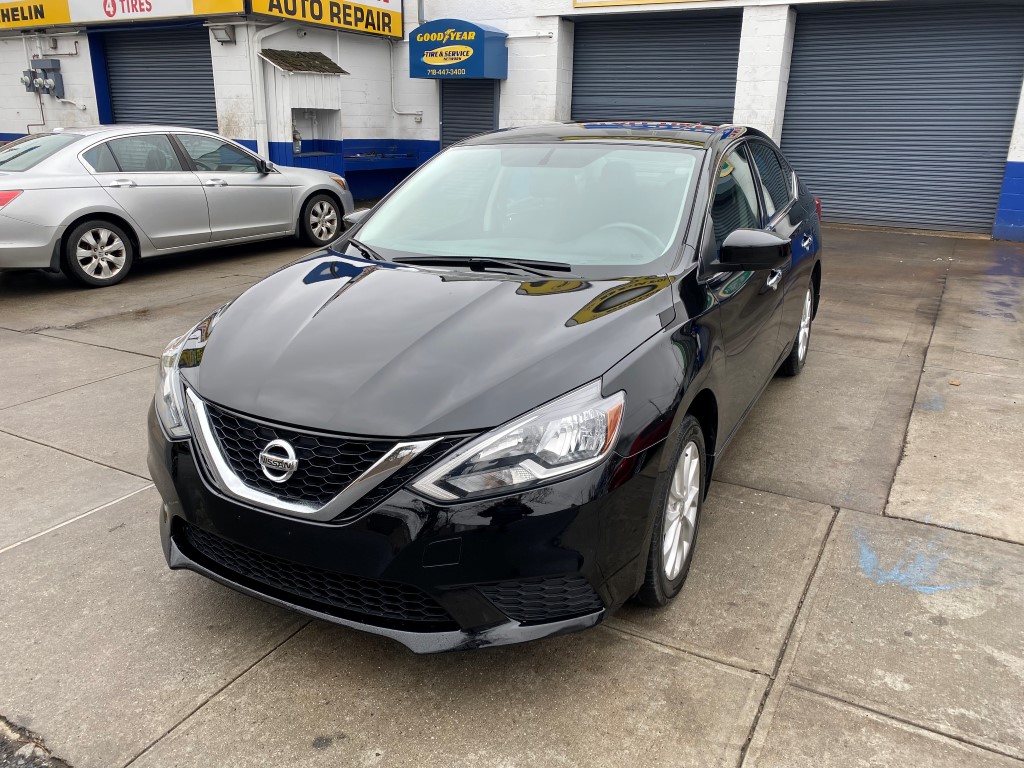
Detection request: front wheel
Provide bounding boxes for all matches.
[635,415,706,607]
[62,220,135,288]
[300,193,341,247]
[779,283,814,377]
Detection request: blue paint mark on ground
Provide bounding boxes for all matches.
[917,396,944,411]
[854,529,973,594]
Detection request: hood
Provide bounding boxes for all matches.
[183,252,674,437]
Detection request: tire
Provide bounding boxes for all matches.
[300,193,341,247]
[635,414,706,607]
[62,220,135,288]
[778,282,815,377]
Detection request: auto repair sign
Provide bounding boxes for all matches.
[251,0,402,39]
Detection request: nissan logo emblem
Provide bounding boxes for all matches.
[258,439,299,483]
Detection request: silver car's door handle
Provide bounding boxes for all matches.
[204,178,228,187]
[767,269,783,291]
[108,179,136,188]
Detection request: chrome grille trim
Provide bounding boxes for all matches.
[184,387,440,522]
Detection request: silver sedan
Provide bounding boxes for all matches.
[0,125,355,287]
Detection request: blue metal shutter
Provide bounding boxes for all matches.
[570,12,742,124]
[103,28,218,132]
[440,80,499,148]
[782,4,1024,233]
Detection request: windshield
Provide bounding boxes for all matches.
[0,133,80,172]
[356,143,699,276]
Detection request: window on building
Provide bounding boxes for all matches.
[105,135,183,173]
[710,148,761,253]
[176,134,260,173]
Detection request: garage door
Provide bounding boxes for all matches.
[103,28,218,131]
[440,80,499,148]
[571,13,742,124]
[782,4,1024,232]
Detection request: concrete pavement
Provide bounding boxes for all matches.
[1,229,1022,767]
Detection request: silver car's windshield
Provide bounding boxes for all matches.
[0,133,81,171]
[357,143,699,274]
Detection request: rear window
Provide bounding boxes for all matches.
[0,133,80,172]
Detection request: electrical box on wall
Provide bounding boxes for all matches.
[20,58,64,99]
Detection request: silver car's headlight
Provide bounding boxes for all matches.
[154,303,232,439]
[412,380,625,502]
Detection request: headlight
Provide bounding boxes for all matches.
[154,303,231,439]
[412,380,625,502]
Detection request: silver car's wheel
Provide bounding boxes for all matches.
[62,220,135,288]
[302,194,340,246]
[76,228,127,280]
[663,441,700,580]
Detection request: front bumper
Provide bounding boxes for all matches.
[0,213,61,270]
[148,405,662,653]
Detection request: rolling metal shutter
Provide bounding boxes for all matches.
[103,28,218,131]
[440,80,499,148]
[571,13,742,124]
[782,4,1024,233]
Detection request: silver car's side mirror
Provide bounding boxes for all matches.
[343,209,371,228]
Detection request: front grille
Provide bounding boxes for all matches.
[205,403,393,508]
[478,575,604,624]
[344,436,467,517]
[179,521,457,630]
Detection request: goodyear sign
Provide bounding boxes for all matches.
[251,0,400,38]
[1,0,240,28]
[409,18,507,79]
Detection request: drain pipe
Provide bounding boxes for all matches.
[388,39,423,122]
[249,20,294,158]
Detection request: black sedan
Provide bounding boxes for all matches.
[149,121,822,653]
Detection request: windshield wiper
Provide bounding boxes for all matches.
[345,237,385,262]
[392,255,574,278]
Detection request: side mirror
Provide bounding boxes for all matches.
[259,159,275,174]
[343,209,371,229]
[717,229,791,271]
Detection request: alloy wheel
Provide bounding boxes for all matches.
[310,200,338,241]
[798,287,813,361]
[663,440,700,580]
[76,228,127,280]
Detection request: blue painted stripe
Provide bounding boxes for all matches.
[994,161,1024,242]
[88,31,113,125]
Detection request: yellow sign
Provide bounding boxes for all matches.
[574,0,721,6]
[422,44,473,65]
[0,0,69,28]
[252,0,402,38]
[0,0,241,28]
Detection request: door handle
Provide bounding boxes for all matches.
[108,179,136,188]
[204,178,228,187]
[801,233,814,250]
[767,269,783,291]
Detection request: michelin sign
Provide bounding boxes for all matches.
[409,18,508,79]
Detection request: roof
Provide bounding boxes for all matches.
[259,49,349,75]
[461,121,757,149]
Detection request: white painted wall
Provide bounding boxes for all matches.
[732,4,796,142]
[1008,78,1024,164]
[211,25,257,141]
[0,31,98,136]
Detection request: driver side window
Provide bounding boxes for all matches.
[175,134,260,173]
[710,147,762,254]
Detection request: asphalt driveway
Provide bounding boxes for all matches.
[1,229,1022,767]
